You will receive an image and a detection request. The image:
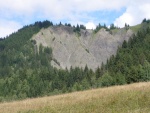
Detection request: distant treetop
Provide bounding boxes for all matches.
[142,18,150,23]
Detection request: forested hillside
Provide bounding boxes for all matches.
[0,20,150,102]
[106,29,150,84]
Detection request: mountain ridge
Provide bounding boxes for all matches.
[0,20,149,101]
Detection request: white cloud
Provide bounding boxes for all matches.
[0,0,150,37]
[85,22,96,29]
[114,13,133,27]
[114,0,150,27]
[0,0,129,21]
[0,20,22,38]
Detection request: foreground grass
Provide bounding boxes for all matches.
[0,82,150,113]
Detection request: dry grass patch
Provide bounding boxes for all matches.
[0,82,150,113]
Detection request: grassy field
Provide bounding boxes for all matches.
[130,24,142,33]
[0,82,150,113]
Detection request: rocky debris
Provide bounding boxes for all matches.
[32,25,134,70]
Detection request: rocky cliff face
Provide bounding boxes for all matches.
[32,25,133,70]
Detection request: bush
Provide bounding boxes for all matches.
[113,73,126,85]
[98,73,113,87]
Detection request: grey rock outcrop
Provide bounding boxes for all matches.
[32,25,133,70]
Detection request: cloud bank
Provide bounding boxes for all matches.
[114,0,150,27]
[0,0,150,37]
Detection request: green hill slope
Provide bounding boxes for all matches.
[104,21,150,84]
[0,20,149,102]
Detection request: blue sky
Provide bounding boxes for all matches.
[0,0,150,38]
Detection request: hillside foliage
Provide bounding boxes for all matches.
[0,20,150,101]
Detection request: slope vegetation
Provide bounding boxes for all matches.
[0,20,149,102]
[0,82,150,113]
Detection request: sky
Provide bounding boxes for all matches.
[0,0,150,38]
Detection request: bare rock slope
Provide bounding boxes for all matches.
[32,25,133,70]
